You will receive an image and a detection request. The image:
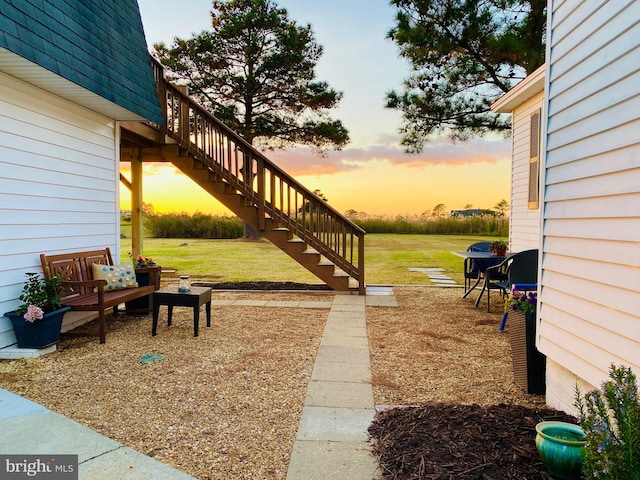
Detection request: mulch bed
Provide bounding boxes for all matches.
[368,403,577,480]
[193,281,331,291]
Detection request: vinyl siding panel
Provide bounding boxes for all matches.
[509,92,543,252]
[0,72,120,349]
[540,1,640,390]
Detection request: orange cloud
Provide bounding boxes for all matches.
[267,137,510,176]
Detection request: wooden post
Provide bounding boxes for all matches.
[131,150,143,258]
[358,234,365,295]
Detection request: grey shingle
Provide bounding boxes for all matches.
[0,0,162,124]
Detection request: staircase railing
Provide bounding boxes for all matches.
[151,58,366,293]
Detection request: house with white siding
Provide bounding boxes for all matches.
[494,1,640,413]
[491,65,545,253]
[0,0,162,355]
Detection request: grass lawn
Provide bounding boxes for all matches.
[121,228,503,285]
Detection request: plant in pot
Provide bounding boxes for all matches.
[126,254,161,314]
[503,287,546,394]
[3,272,70,348]
[131,254,157,269]
[489,240,508,256]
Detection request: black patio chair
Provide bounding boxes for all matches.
[482,249,539,312]
[463,241,492,293]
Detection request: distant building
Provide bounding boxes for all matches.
[449,209,496,217]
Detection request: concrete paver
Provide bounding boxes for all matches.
[311,361,372,383]
[304,381,374,409]
[286,441,378,480]
[315,345,371,364]
[296,406,375,442]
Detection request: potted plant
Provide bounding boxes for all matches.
[504,287,545,394]
[3,272,70,348]
[126,254,161,314]
[132,254,157,269]
[489,240,508,256]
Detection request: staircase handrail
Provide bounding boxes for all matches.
[150,56,366,292]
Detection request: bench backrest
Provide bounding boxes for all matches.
[40,248,114,297]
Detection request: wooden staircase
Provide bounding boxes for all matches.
[143,58,366,293]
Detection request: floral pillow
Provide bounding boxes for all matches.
[92,262,139,291]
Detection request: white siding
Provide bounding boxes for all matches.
[539,0,640,407]
[0,72,120,349]
[509,91,544,252]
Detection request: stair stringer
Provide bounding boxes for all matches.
[167,154,354,291]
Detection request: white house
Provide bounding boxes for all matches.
[0,0,162,355]
[494,1,640,413]
[491,65,545,253]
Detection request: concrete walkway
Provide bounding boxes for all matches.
[0,288,398,479]
[0,388,195,479]
[286,287,397,480]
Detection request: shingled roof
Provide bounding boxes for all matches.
[0,0,162,124]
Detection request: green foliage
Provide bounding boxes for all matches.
[154,0,349,152]
[489,239,508,253]
[145,213,244,239]
[494,199,510,217]
[16,272,63,315]
[575,365,640,479]
[387,0,547,151]
[348,214,508,236]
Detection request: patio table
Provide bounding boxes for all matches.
[451,251,513,305]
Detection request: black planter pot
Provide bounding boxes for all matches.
[508,310,546,394]
[125,267,161,314]
[4,307,70,348]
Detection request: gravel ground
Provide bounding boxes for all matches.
[0,287,551,479]
[367,286,547,408]
[0,291,330,480]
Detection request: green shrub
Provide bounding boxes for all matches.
[144,212,244,239]
[575,364,640,479]
[142,211,508,238]
[352,214,508,236]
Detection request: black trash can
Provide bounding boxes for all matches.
[508,310,546,394]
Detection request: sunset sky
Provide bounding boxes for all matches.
[122,0,511,216]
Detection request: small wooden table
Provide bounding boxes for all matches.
[152,286,212,337]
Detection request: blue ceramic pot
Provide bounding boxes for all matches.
[4,307,70,349]
[535,421,586,479]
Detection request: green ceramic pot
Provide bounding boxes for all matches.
[535,421,586,479]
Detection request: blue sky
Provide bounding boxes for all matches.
[134,0,511,215]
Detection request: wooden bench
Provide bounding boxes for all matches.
[40,248,160,344]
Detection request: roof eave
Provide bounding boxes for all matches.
[491,64,546,113]
[0,47,147,122]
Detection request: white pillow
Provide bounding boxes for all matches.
[92,262,139,291]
